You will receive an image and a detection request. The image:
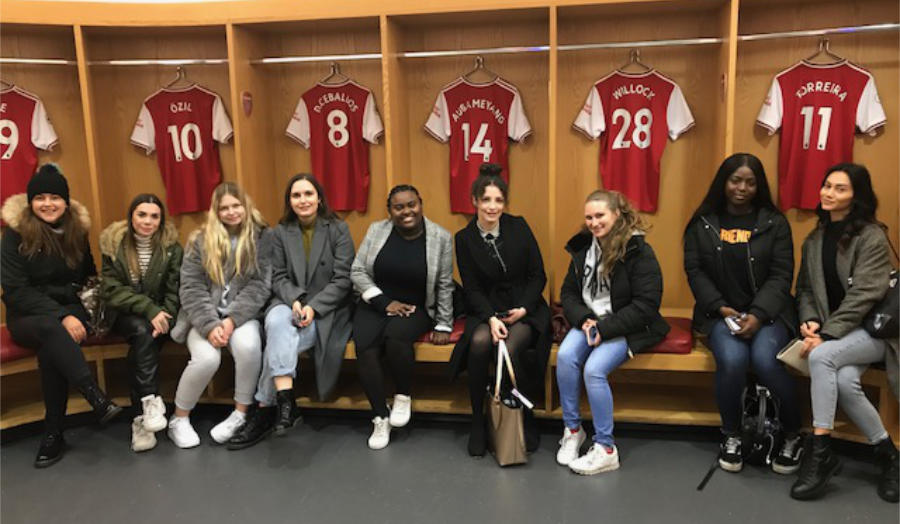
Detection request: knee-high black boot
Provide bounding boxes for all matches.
[790,434,842,500]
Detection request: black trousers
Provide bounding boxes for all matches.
[112,313,165,407]
[354,304,433,418]
[7,314,94,434]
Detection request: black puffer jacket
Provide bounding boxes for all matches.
[683,207,798,336]
[560,231,669,353]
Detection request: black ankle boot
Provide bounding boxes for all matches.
[77,378,122,425]
[273,389,301,436]
[875,438,899,503]
[524,409,540,453]
[468,418,486,457]
[227,406,275,450]
[791,434,842,500]
[34,433,65,468]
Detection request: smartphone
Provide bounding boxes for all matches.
[589,326,599,340]
[494,310,511,318]
[725,315,741,333]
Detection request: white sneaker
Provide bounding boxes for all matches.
[569,443,620,475]
[210,410,247,444]
[141,395,167,433]
[368,416,391,450]
[389,394,412,428]
[131,415,157,452]
[556,426,587,466]
[167,416,200,449]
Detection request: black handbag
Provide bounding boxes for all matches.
[863,268,898,339]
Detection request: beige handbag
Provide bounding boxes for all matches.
[487,340,528,466]
[776,339,809,376]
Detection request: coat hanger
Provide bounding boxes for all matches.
[320,62,349,85]
[462,56,499,83]
[0,78,13,90]
[163,66,194,89]
[617,49,652,73]
[804,38,844,65]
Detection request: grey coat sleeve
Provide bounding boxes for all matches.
[796,238,819,324]
[351,222,382,302]
[821,230,893,340]
[179,236,222,338]
[433,230,454,332]
[308,221,355,317]
[225,231,271,328]
[269,228,306,306]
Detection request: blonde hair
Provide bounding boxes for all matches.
[201,182,266,286]
[584,190,649,279]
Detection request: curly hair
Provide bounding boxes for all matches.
[584,190,649,279]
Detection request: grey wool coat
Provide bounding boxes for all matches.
[171,227,270,343]
[351,217,454,332]
[797,221,899,397]
[264,218,355,399]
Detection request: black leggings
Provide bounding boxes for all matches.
[112,313,165,407]
[7,315,94,434]
[355,309,432,418]
[467,322,535,426]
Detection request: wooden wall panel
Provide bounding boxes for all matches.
[82,26,233,243]
[247,18,385,245]
[735,0,900,278]
[389,9,552,283]
[555,2,728,310]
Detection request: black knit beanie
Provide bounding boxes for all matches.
[27,163,70,205]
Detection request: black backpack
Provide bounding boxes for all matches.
[740,382,782,466]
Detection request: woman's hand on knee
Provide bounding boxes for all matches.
[150,311,173,338]
[430,330,450,345]
[207,325,228,348]
[489,316,508,343]
[581,319,601,347]
[61,315,87,343]
[801,335,822,357]
[800,321,821,339]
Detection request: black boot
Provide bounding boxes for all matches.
[273,389,302,436]
[227,406,275,450]
[790,434,842,500]
[76,378,122,425]
[524,409,540,453]
[468,417,487,457]
[875,438,899,503]
[34,433,65,468]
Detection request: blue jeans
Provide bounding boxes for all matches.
[255,304,318,405]
[707,319,800,434]
[556,328,629,447]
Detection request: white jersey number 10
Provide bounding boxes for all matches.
[800,106,832,151]
[461,122,493,162]
[167,123,203,161]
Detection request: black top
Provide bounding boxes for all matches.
[718,210,757,311]
[372,228,427,309]
[823,219,848,313]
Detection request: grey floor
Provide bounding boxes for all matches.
[2,411,898,524]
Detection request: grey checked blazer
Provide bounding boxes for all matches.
[351,217,454,332]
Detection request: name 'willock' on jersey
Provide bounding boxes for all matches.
[451,98,506,124]
[313,92,359,114]
[612,83,656,101]
[795,81,848,101]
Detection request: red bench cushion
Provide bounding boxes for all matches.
[645,317,693,354]
[1,325,125,364]
[416,317,466,344]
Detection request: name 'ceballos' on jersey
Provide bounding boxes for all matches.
[425,77,531,214]
[131,85,233,215]
[574,70,694,213]
[1,86,58,206]
[757,60,886,210]
[286,80,384,212]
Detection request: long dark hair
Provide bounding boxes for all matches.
[124,193,166,280]
[815,163,883,243]
[684,153,777,236]
[280,173,337,225]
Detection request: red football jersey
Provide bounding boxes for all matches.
[425,77,532,214]
[573,70,694,213]
[757,61,886,210]
[286,81,383,212]
[131,85,233,215]
[1,86,58,206]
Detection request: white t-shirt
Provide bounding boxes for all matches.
[582,239,612,317]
